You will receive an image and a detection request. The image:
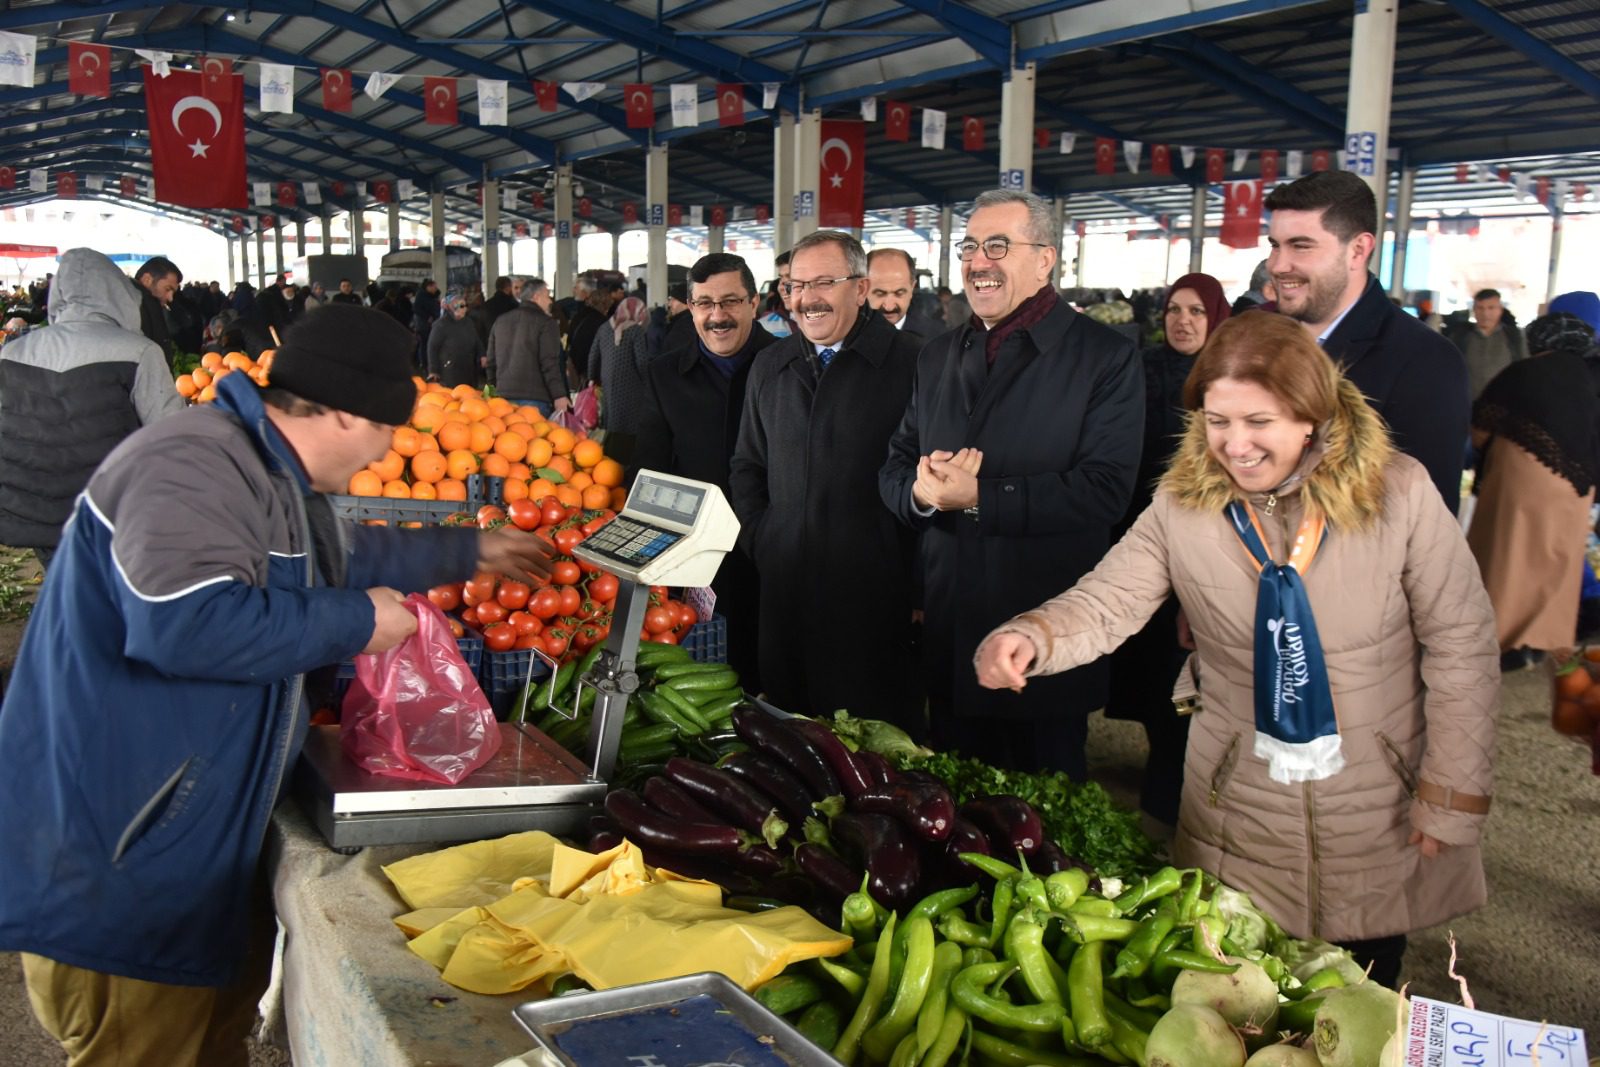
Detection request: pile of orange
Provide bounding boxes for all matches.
[175,350,274,403]
[345,380,627,511]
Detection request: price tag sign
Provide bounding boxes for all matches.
[1345,130,1377,176]
[793,190,815,218]
[556,220,572,240]
[684,585,717,623]
[1402,996,1587,1067]
[649,203,665,227]
[1000,168,1026,190]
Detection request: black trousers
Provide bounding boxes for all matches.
[1336,933,1407,989]
[932,710,1089,781]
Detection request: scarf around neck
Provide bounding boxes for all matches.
[970,283,1059,366]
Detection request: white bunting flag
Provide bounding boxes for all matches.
[1336,149,1348,170]
[562,81,604,103]
[689,205,704,226]
[0,32,38,87]
[477,79,508,125]
[134,49,172,77]
[303,182,322,205]
[397,178,415,201]
[1286,150,1304,178]
[1060,132,1075,155]
[85,174,102,192]
[144,177,155,198]
[364,71,398,101]
[252,182,271,207]
[1179,145,1196,169]
[921,107,946,150]
[671,83,699,127]
[502,186,517,211]
[355,181,367,200]
[499,223,512,239]
[1477,162,1493,183]
[1555,178,1570,205]
[259,63,295,113]
[1512,172,1531,200]
[1233,149,1249,172]
[1122,140,1142,173]
[762,83,779,110]
[860,97,877,122]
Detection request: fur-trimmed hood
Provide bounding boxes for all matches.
[1159,376,1394,530]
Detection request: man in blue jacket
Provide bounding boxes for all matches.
[0,304,551,1066]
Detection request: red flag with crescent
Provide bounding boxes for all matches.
[276,181,296,208]
[1221,180,1263,250]
[532,191,546,211]
[1455,163,1469,184]
[68,43,110,98]
[755,204,770,224]
[56,173,78,200]
[1151,143,1171,176]
[624,84,654,129]
[668,204,683,227]
[818,119,865,229]
[716,84,743,127]
[1312,149,1331,173]
[1260,149,1279,185]
[144,67,246,209]
[260,214,276,230]
[1205,148,1225,184]
[231,215,245,232]
[961,116,984,152]
[1094,138,1115,175]
[578,196,592,217]
[710,205,726,226]
[514,222,529,238]
[622,202,637,225]
[424,77,458,125]
[1035,127,1049,150]
[542,223,554,238]
[321,68,352,112]
[372,180,392,204]
[200,57,235,103]
[0,167,13,191]
[532,80,557,112]
[120,175,138,198]
[885,101,910,142]
[332,180,347,199]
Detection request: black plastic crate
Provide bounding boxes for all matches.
[329,474,493,525]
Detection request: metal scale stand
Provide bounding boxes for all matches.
[296,471,740,850]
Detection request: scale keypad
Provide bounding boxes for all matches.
[581,518,681,565]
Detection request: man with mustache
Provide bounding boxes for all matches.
[633,253,778,689]
[868,248,947,342]
[1265,170,1468,512]
[731,231,922,724]
[880,189,1144,773]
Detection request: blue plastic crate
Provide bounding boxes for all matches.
[679,614,728,664]
[329,474,493,525]
[335,634,483,682]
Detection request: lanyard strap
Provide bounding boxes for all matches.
[1227,501,1325,576]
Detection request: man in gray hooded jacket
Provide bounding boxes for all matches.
[0,248,185,562]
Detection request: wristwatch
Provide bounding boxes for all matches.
[962,504,980,522]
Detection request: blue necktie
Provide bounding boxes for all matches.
[818,347,836,369]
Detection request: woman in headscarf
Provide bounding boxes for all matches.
[1105,272,1231,827]
[594,295,653,444]
[1467,311,1600,671]
[426,290,485,388]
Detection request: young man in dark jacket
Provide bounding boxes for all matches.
[0,305,551,1066]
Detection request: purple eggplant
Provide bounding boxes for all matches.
[794,842,863,904]
[831,812,923,910]
[1037,839,1089,875]
[730,705,840,799]
[960,795,1044,859]
[633,847,764,895]
[643,775,721,824]
[588,829,624,853]
[718,749,817,825]
[854,749,900,787]
[663,757,789,847]
[729,842,786,878]
[604,789,751,856]
[852,780,957,842]
[944,817,993,877]
[787,718,873,800]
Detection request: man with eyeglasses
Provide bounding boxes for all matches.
[730,230,922,727]
[633,253,780,689]
[880,189,1144,777]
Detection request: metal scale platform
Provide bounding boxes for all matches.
[296,470,741,850]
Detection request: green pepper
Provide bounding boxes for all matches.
[914,941,965,1058]
[1154,947,1241,974]
[833,912,897,1066]
[1112,866,1184,913]
[1013,874,1049,913]
[937,912,994,947]
[960,946,997,968]
[986,876,1016,953]
[1065,896,1120,918]
[1176,867,1204,922]
[1065,939,1111,1049]
[841,875,881,943]
[1103,1007,1148,1067]
[889,1030,921,1067]
[968,1029,1102,1067]
[815,956,866,999]
[1059,914,1141,944]
[1299,966,1348,994]
[958,852,1022,882]
[949,962,1065,1033]
[1278,991,1331,1034]
[863,915,937,1062]
[919,1005,968,1067]
[1002,909,1061,1004]
[1044,869,1090,912]
[1191,913,1230,958]
[1102,989,1162,1033]
[1111,911,1176,980]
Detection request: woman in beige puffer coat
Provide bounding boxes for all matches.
[976,312,1499,986]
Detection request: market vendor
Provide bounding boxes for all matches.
[0,304,553,1067]
[974,310,1500,989]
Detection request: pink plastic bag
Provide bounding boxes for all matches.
[340,594,500,784]
[554,383,599,433]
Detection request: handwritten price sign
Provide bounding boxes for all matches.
[1404,997,1586,1067]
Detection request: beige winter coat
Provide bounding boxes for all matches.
[984,379,1500,941]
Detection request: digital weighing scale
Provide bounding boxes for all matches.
[296,470,741,850]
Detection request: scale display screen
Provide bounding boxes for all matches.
[580,518,683,567]
[630,476,707,528]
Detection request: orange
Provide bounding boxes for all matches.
[413,375,428,393]
[435,478,468,502]
[525,438,554,467]
[382,479,412,499]
[517,406,545,423]
[546,455,575,481]
[348,469,384,496]
[450,383,477,401]
[446,449,480,481]
[531,420,553,438]
[592,458,624,488]
[436,421,472,453]
[201,352,224,371]
[441,408,471,424]
[212,367,233,382]
[368,449,405,482]
[412,408,442,434]
[459,396,490,422]
[508,421,539,442]
[416,432,440,452]
[191,367,212,388]
[480,414,506,436]
[418,391,450,407]
[487,396,513,417]
[410,481,437,500]
[568,471,593,492]
[426,381,451,394]
[467,422,496,455]
[508,462,532,481]
[528,478,558,502]
[391,425,422,457]
[176,375,198,399]
[480,453,511,478]
[502,478,529,502]
[581,483,611,510]
[554,484,583,508]
[222,352,253,371]
[573,439,604,469]
[494,432,529,462]
[610,487,627,510]
[410,450,449,484]
[546,426,577,455]
[198,384,217,403]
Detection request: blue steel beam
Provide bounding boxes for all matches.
[1159,33,1344,138]
[1140,42,1344,142]
[1439,0,1600,105]
[0,0,157,31]
[888,0,1011,69]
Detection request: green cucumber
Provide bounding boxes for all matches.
[619,722,679,748]
[755,974,825,1016]
[655,684,714,730]
[686,686,742,707]
[618,740,676,764]
[795,1000,846,1049]
[663,669,739,693]
[650,660,729,681]
[636,689,703,736]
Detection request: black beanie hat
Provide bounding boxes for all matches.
[267,304,417,425]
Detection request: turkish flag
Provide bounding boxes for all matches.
[818,119,865,229]
[514,222,528,238]
[532,191,545,211]
[532,80,557,112]
[1074,221,1086,237]
[260,214,276,230]
[542,223,554,238]
[716,84,743,127]
[1151,144,1171,176]
[0,166,13,190]
[1260,149,1279,185]
[962,117,984,152]
[1576,182,1589,201]
[200,57,235,103]
[755,204,770,224]
[424,77,458,125]
[624,84,654,129]
[1205,148,1225,184]
[68,43,110,98]
[57,173,78,200]
[1496,166,1511,183]
[321,68,352,112]
[332,180,347,199]
[231,215,245,233]
[1537,176,1551,204]
[710,205,726,226]
[276,181,296,208]
[1220,181,1263,250]
[120,175,137,198]
[144,67,246,209]
[885,101,910,142]
[578,196,592,217]
[622,202,637,224]
[1312,149,1331,172]
[668,204,683,226]
[1094,138,1115,175]
[1035,127,1049,151]
[372,179,392,203]
[1455,163,1469,183]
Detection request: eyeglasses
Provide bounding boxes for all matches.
[782,275,861,296]
[688,296,752,313]
[956,237,1052,261]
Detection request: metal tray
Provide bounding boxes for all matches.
[512,972,839,1067]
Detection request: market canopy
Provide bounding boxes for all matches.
[0,243,59,257]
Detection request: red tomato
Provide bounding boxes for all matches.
[674,601,699,628]
[507,498,543,531]
[551,561,582,586]
[589,573,619,603]
[652,627,679,645]
[464,572,498,605]
[554,527,585,554]
[541,500,568,527]
[557,585,582,617]
[581,513,615,537]
[476,600,509,625]
[543,630,571,658]
[650,585,670,599]
[644,606,675,635]
[447,617,466,639]
[483,622,517,652]
[477,505,507,529]
[572,628,596,652]
[530,587,562,620]
[514,630,542,650]
[577,557,602,575]
[427,583,463,613]
[497,580,532,610]
[508,611,542,636]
